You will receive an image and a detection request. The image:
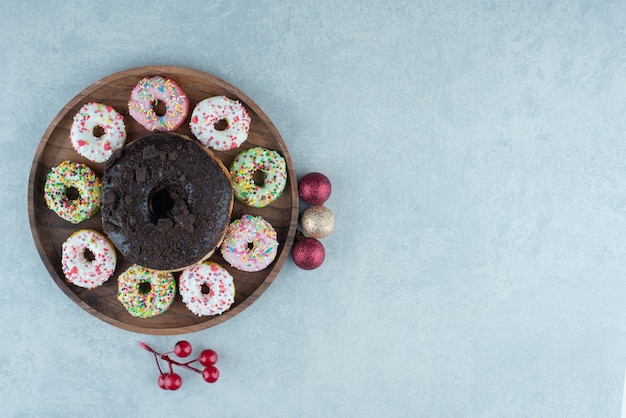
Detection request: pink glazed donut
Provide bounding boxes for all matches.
[128,76,189,131]
[220,214,278,272]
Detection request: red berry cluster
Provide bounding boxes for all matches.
[139,341,219,390]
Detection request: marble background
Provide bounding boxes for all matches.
[2,1,626,416]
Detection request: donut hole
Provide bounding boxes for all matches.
[83,248,96,262]
[66,187,80,201]
[252,170,266,186]
[149,185,176,221]
[138,281,152,294]
[151,100,167,117]
[247,242,255,251]
[214,118,229,131]
[92,125,105,138]
[201,284,211,295]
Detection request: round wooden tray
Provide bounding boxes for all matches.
[28,66,298,335]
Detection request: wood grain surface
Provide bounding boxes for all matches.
[28,66,299,335]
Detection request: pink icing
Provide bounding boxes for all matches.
[128,76,189,131]
[220,214,278,272]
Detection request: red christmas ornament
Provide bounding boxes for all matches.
[292,237,325,270]
[298,172,332,205]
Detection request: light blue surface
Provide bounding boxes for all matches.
[2,1,626,416]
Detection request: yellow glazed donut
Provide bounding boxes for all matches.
[117,264,176,318]
[44,161,101,223]
[230,147,287,208]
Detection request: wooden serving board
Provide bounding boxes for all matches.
[28,66,298,335]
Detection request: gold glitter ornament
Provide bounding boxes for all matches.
[301,205,335,238]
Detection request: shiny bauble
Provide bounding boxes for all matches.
[301,205,335,238]
[298,172,332,205]
[292,237,325,270]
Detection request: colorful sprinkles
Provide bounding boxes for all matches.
[62,229,116,289]
[117,265,176,318]
[190,96,251,151]
[179,261,235,316]
[220,214,278,272]
[44,161,101,224]
[230,147,287,208]
[128,76,189,131]
[70,102,126,163]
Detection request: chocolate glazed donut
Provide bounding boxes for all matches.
[101,132,233,271]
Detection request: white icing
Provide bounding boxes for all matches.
[179,262,235,316]
[70,102,126,163]
[62,229,116,289]
[190,96,251,151]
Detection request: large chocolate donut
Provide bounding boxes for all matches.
[101,132,233,271]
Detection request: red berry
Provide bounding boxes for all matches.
[174,340,192,358]
[164,373,182,390]
[198,349,218,366]
[202,366,220,383]
[158,373,169,390]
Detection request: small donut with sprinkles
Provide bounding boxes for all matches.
[117,264,176,318]
[62,229,116,289]
[44,161,101,224]
[190,96,251,151]
[70,102,126,163]
[230,147,287,208]
[128,76,189,131]
[179,261,235,316]
[220,214,278,272]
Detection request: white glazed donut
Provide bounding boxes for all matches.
[179,261,235,316]
[70,102,126,163]
[190,96,251,151]
[61,229,117,289]
[220,214,278,272]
